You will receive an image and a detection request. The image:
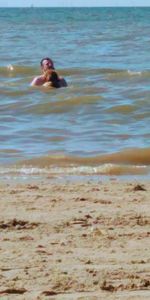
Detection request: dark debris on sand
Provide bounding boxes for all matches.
[0,218,39,230]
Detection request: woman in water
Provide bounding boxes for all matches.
[31,57,67,88]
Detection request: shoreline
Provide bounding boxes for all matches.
[0,178,150,299]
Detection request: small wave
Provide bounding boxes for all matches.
[1,65,150,79]
[127,70,142,76]
[0,65,38,76]
[106,104,136,114]
[2,147,147,177]
[18,148,150,167]
[25,94,102,115]
[62,67,150,79]
[60,67,130,77]
[107,69,150,81]
[0,164,148,177]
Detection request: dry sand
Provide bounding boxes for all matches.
[0,178,150,299]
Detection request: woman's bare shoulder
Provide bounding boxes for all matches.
[30,75,45,86]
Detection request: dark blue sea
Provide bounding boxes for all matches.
[0,7,150,178]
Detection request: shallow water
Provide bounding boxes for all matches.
[0,7,150,176]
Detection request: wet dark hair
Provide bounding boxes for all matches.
[48,71,60,88]
[40,57,55,69]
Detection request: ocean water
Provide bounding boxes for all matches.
[0,7,150,177]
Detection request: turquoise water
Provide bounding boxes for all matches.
[0,7,150,176]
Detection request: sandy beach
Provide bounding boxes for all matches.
[0,178,150,299]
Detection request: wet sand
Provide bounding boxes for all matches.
[0,178,150,299]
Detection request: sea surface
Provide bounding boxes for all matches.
[0,7,150,178]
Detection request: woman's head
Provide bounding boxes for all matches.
[44,69,52,81]
[40,57,55,71]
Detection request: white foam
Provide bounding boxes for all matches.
[7,64,14,71]
[127,70,142,76]
[0,164,148,177]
